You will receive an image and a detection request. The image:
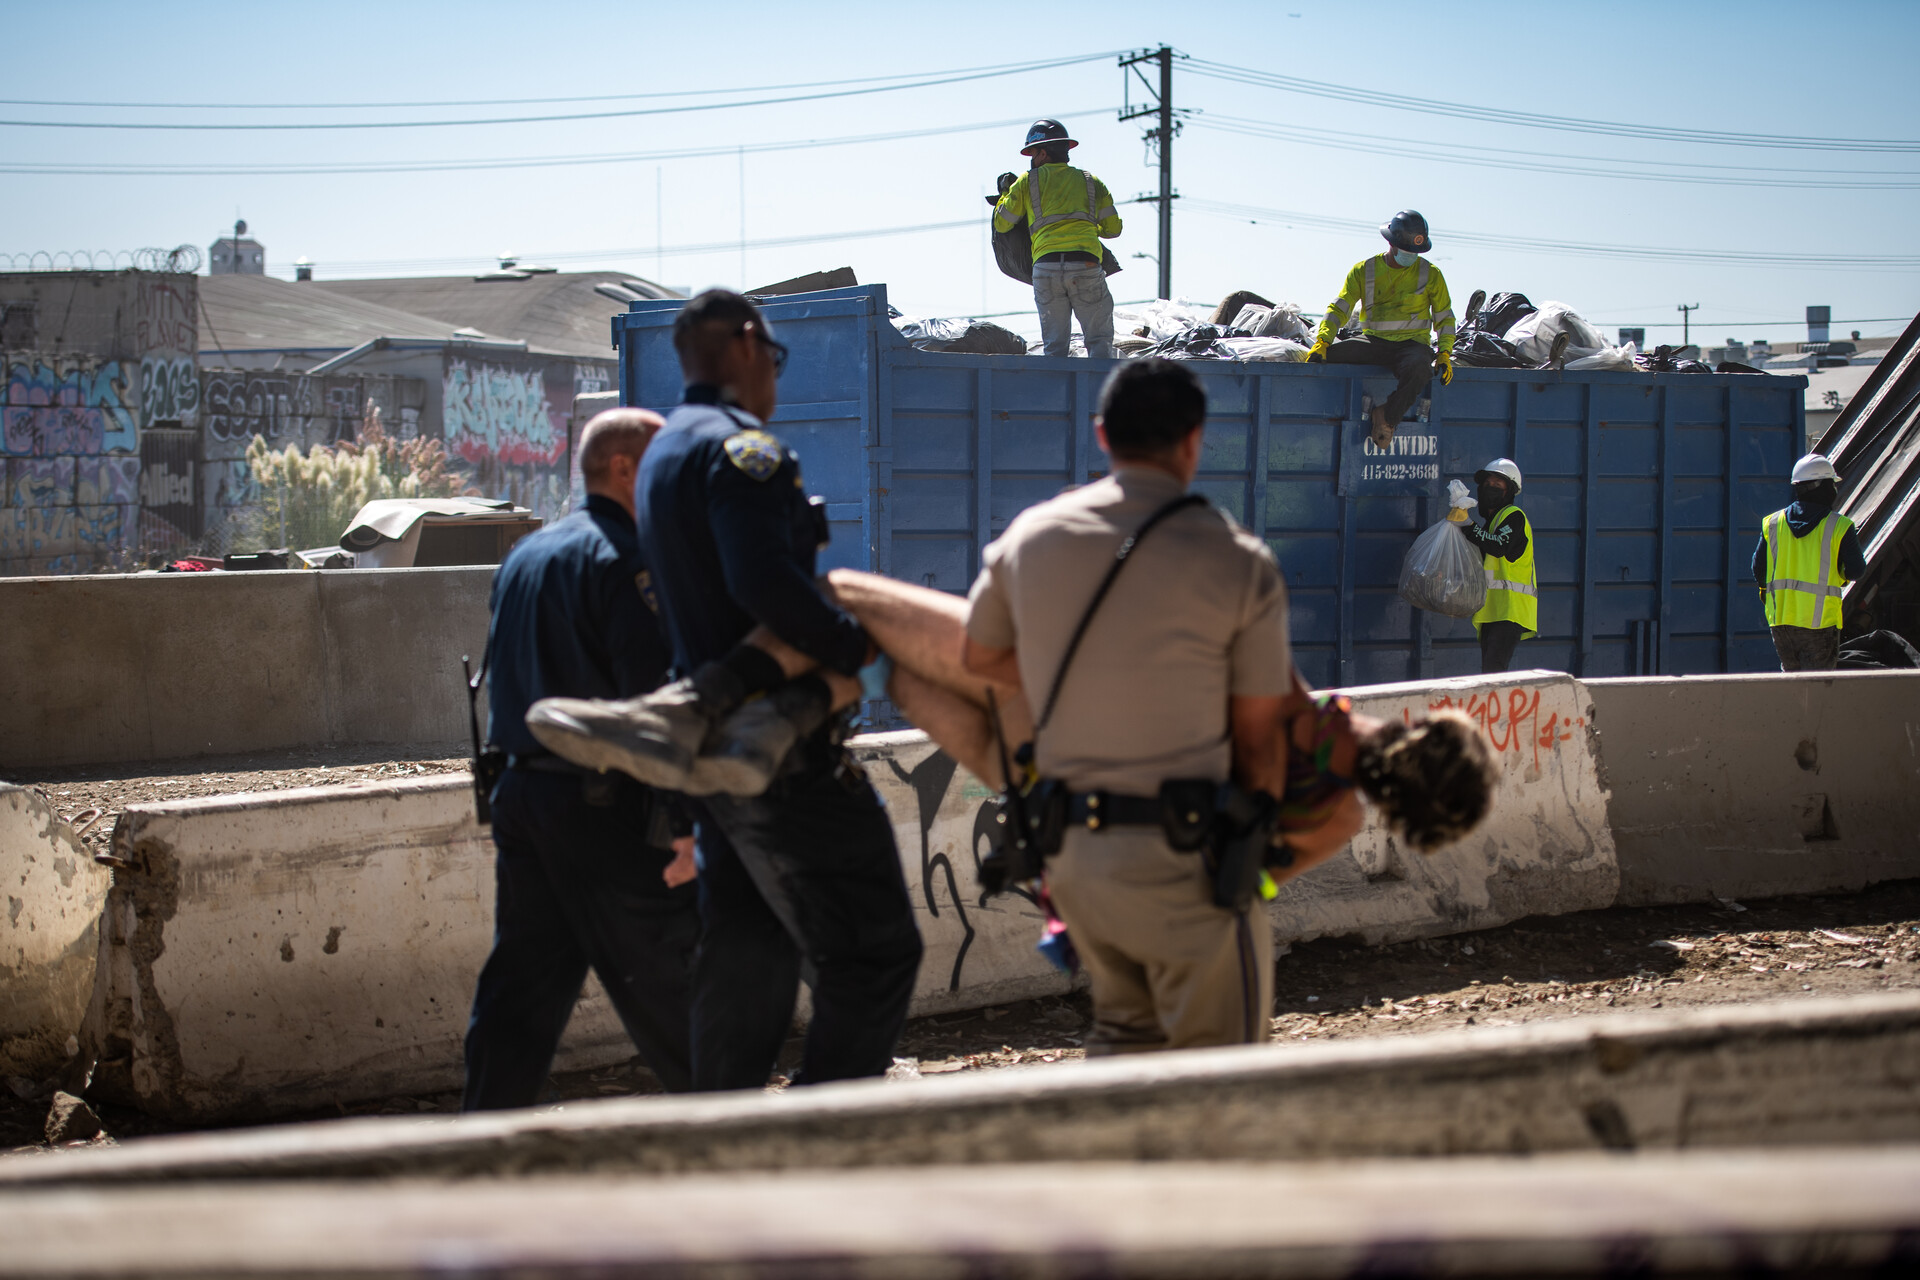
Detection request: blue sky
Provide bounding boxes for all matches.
[5,0,1917,343]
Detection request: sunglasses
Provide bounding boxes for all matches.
[741,325,790,376]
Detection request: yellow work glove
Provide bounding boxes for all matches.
[1306,338,1329,363]
[1435,353,1454,385]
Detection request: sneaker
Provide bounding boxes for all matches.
[525,678,712,789]
[1543,331,1570,370]
[1463,289,1486,326]
[692,697,803,797]
[1368,406,1395,450]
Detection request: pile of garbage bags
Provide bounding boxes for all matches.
[1452,293,1638,370]
[892,313,1029,355]
[1105,297,1311,363]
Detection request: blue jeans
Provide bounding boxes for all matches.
[463,768,699,1109]
[690,746,923,1092]
[1034,260,1115,358]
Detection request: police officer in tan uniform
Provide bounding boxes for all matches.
[960,359,1296,1052]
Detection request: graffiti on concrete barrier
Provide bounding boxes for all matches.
[202,372,375,455]
[1405,687,1586,774]
[5,457,74,506]
[139,355,200,427]
[76,455,140,506]
[2,356,138,455]
[135,277,196,354]
[884,751,978,992]
[442,360,565,467]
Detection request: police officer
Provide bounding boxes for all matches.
[1461,457,1536,674]
[463,409,699,1110]
[992,119,1124,359]
[1307,210,1456,449]
[960,359,1304,1053]
[1753,453,1865,671]
[529,290,922,1091]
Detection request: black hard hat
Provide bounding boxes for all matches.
[1021,119,1078,156]
[1381,210,1433,254]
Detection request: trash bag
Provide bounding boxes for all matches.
[1836,630,1920,670]
[1473,292,1537,338]
[1507,302,1636,369]
[1635,345,1712,375]
[1399,512,1486,619]
[1229,302,1314,345]
[894,315,1029,355]
[1217,336,1310,362]
[1451,331,1533,368]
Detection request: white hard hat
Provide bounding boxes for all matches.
[1475,457,1523,492]
[1791,453,1839,484]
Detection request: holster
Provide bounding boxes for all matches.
[470,748,506,825]
[1203,783,1279,914]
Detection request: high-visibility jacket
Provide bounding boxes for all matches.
[1761,508,1852,629]
[1471,505,1537,637]
[992,164,1122,260]
[1315,254,1456,355]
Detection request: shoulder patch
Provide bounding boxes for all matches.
[723,429,785,482]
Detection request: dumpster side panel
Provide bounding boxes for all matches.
[616,286,1807,685]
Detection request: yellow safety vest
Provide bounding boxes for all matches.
[992,164,1122,259]
[1315,254,1457,354]
[1472,505,1538,638]
[1762,509,1851,629]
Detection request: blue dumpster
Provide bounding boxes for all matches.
[614,284,1806,686]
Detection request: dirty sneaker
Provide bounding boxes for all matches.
[526,678,713,790]
[1368,405,1396,450]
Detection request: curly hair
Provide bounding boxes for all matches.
[1352,709,1499,852]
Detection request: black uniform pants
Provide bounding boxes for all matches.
[463,768,699,1110]
[1327,335,1435,425]
[1479,620,1527,674]
[690,749,923,1092]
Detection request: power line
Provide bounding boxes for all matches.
[1183,58,1920,153]
[1191,115,1920,190]
[1184,198,1920,271]
[0,110,1113,177]
[0,53,1121,131]
[0,56,1120,111]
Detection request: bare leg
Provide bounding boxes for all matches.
[887,667,1010,789]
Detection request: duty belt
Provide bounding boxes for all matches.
[508,752,589,776]
[1067,789,1177,833]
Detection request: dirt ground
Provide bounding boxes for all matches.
[6,750,1918,1156]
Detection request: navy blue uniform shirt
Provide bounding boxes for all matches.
[635,386,870,677]
[486,493,672,756]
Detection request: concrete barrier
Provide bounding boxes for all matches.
[1587,671,1920,906]
[75,673,1615,1120]
[15,994,1920,1187]
[0,567,490,769]
[4,1150,1918,1278]
[0,785,110,1081]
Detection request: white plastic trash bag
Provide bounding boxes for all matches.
[1399,482,1486,618]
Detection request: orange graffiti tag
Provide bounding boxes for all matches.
[1401,689,1586,771]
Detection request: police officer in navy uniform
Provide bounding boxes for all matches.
[462,409,700,1109]
[531,290,922,1092]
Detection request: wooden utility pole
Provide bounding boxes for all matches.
[1120,47,1179,300]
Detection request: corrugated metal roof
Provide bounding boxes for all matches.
[1828,311,1920,622]
[312,271,675,359]
[198,274,521,359]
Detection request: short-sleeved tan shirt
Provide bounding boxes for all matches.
[965,466,1292,795]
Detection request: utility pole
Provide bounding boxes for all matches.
[1677,302,1700,349]
[1119,47,1180,300]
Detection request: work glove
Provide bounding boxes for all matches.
[984,171,1018,205]
[1306,338,1329,363]
[1435,353,1454,385]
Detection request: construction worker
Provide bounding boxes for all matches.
[1752,453,1865,671]
[1461,458,1535,674]
[1307,211,1456,448]
[992,119,1123,359]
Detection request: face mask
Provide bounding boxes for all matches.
[1391,249,1417,268]
[1477,483,1506,512]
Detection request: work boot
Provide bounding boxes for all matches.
[693,677,834,797]
[1463,289,1486,327]
[1369,404,1395,450]
[525,678,713,790]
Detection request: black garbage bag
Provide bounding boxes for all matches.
[1451,331,1532,368]
[895,315,1029,355]
[987,174,1122,285]
[1635,345,1712,375]
[1836,630,1920,670]
[1472,292,1537,338]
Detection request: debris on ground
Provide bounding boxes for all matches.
[43,1092,104,1146]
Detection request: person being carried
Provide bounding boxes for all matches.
[1307,210,1456,449]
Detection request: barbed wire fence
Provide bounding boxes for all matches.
[0,245,203,273]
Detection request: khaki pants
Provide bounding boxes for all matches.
[1046,825,1273,1054]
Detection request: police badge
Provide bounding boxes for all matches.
[723,430,784,482]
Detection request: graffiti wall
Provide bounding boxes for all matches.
[3,354,140,456]
[439,354,610,524]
